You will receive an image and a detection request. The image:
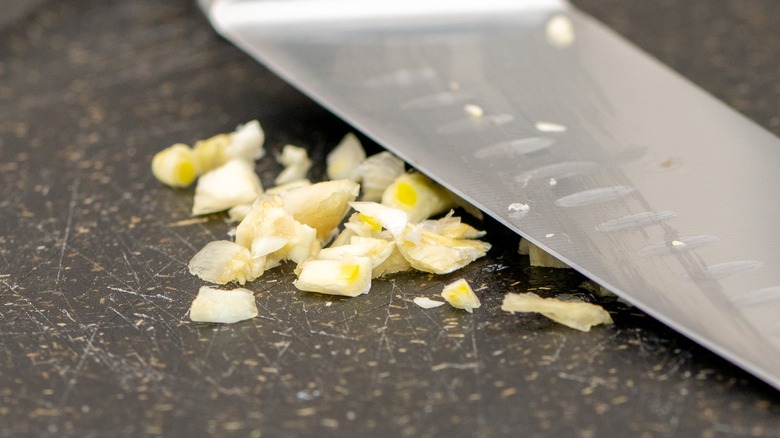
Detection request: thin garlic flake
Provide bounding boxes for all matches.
[358,151,406,202]
[501,293,613,332]
[188,240,255,285]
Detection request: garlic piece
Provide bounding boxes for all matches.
[372,245,413,278]
[420,211,486,239]
[316,236,395,268]
[235,195,319,264]
[358,151,405,201]
[413,297,445,309]
[522,240,570,269]
[275,144,312,185]
[327,133,365,181]
[279,179,360,241]
[188,240,255,285]
[151,143,197,188]
[349,202,408,237]
[227,120,265,161]
[192,159,263,216]
[501,292,613,332]
[441,279,480,313]
[397,225,490,274]
[189,286,258,324]
[294,256,373,297]
[381,172,455,222]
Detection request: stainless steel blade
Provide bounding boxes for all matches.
[202,0,780,390]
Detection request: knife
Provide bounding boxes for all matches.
[200,0,780,390]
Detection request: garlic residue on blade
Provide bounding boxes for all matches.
[501,292,613,332]
[275,144,312,185]
[441,278,480,313]
[191,159,263,216]
[327,133,365,181]
[381,171,455,222]
[189,286,258,324]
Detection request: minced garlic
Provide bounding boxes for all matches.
[381,172,455,222]
[441,279,481,312]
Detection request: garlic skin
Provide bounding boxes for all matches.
[189,286,258,324]
[294,256,373,297]
[192,159,263,216]
[501,293,613,332]
[381,172,455,222]
[327,133,365,181]
[441,279,481,313]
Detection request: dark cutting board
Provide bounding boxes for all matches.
[1,0,779,436]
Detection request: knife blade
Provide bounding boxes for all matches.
[201,0,780,390]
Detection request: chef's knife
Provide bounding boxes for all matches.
[200,0,780,390]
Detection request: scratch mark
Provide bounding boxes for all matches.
[59,327,98,406]
[56,178,80,286]
[431,362,480,371]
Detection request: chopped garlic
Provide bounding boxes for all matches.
[275,144,312,185]
[413,297,445,309]
[188,240,256,285]
[397,224,490,274]
[249,236,288,277]
[316,236,394,268]
[441,279,481,313]
[151,143,197,188]
[266,179,312,195]
[327,133,365,181]
[358,151,406,202]
[235,195,319,265]
[227,204,253,223]
[372,245,413,278]
[227,120,265,161]
[349,201,409,237]
[294,256,373,297]
[192,159,263,216]
[192,120,265,174]
[522,239,570,269]
[279,179,360,241]
[381,172,455,222]
[501,292,613,332]
[189,286,258,324]
[420,211,486,239]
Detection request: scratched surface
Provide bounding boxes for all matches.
[1,0,779,436]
